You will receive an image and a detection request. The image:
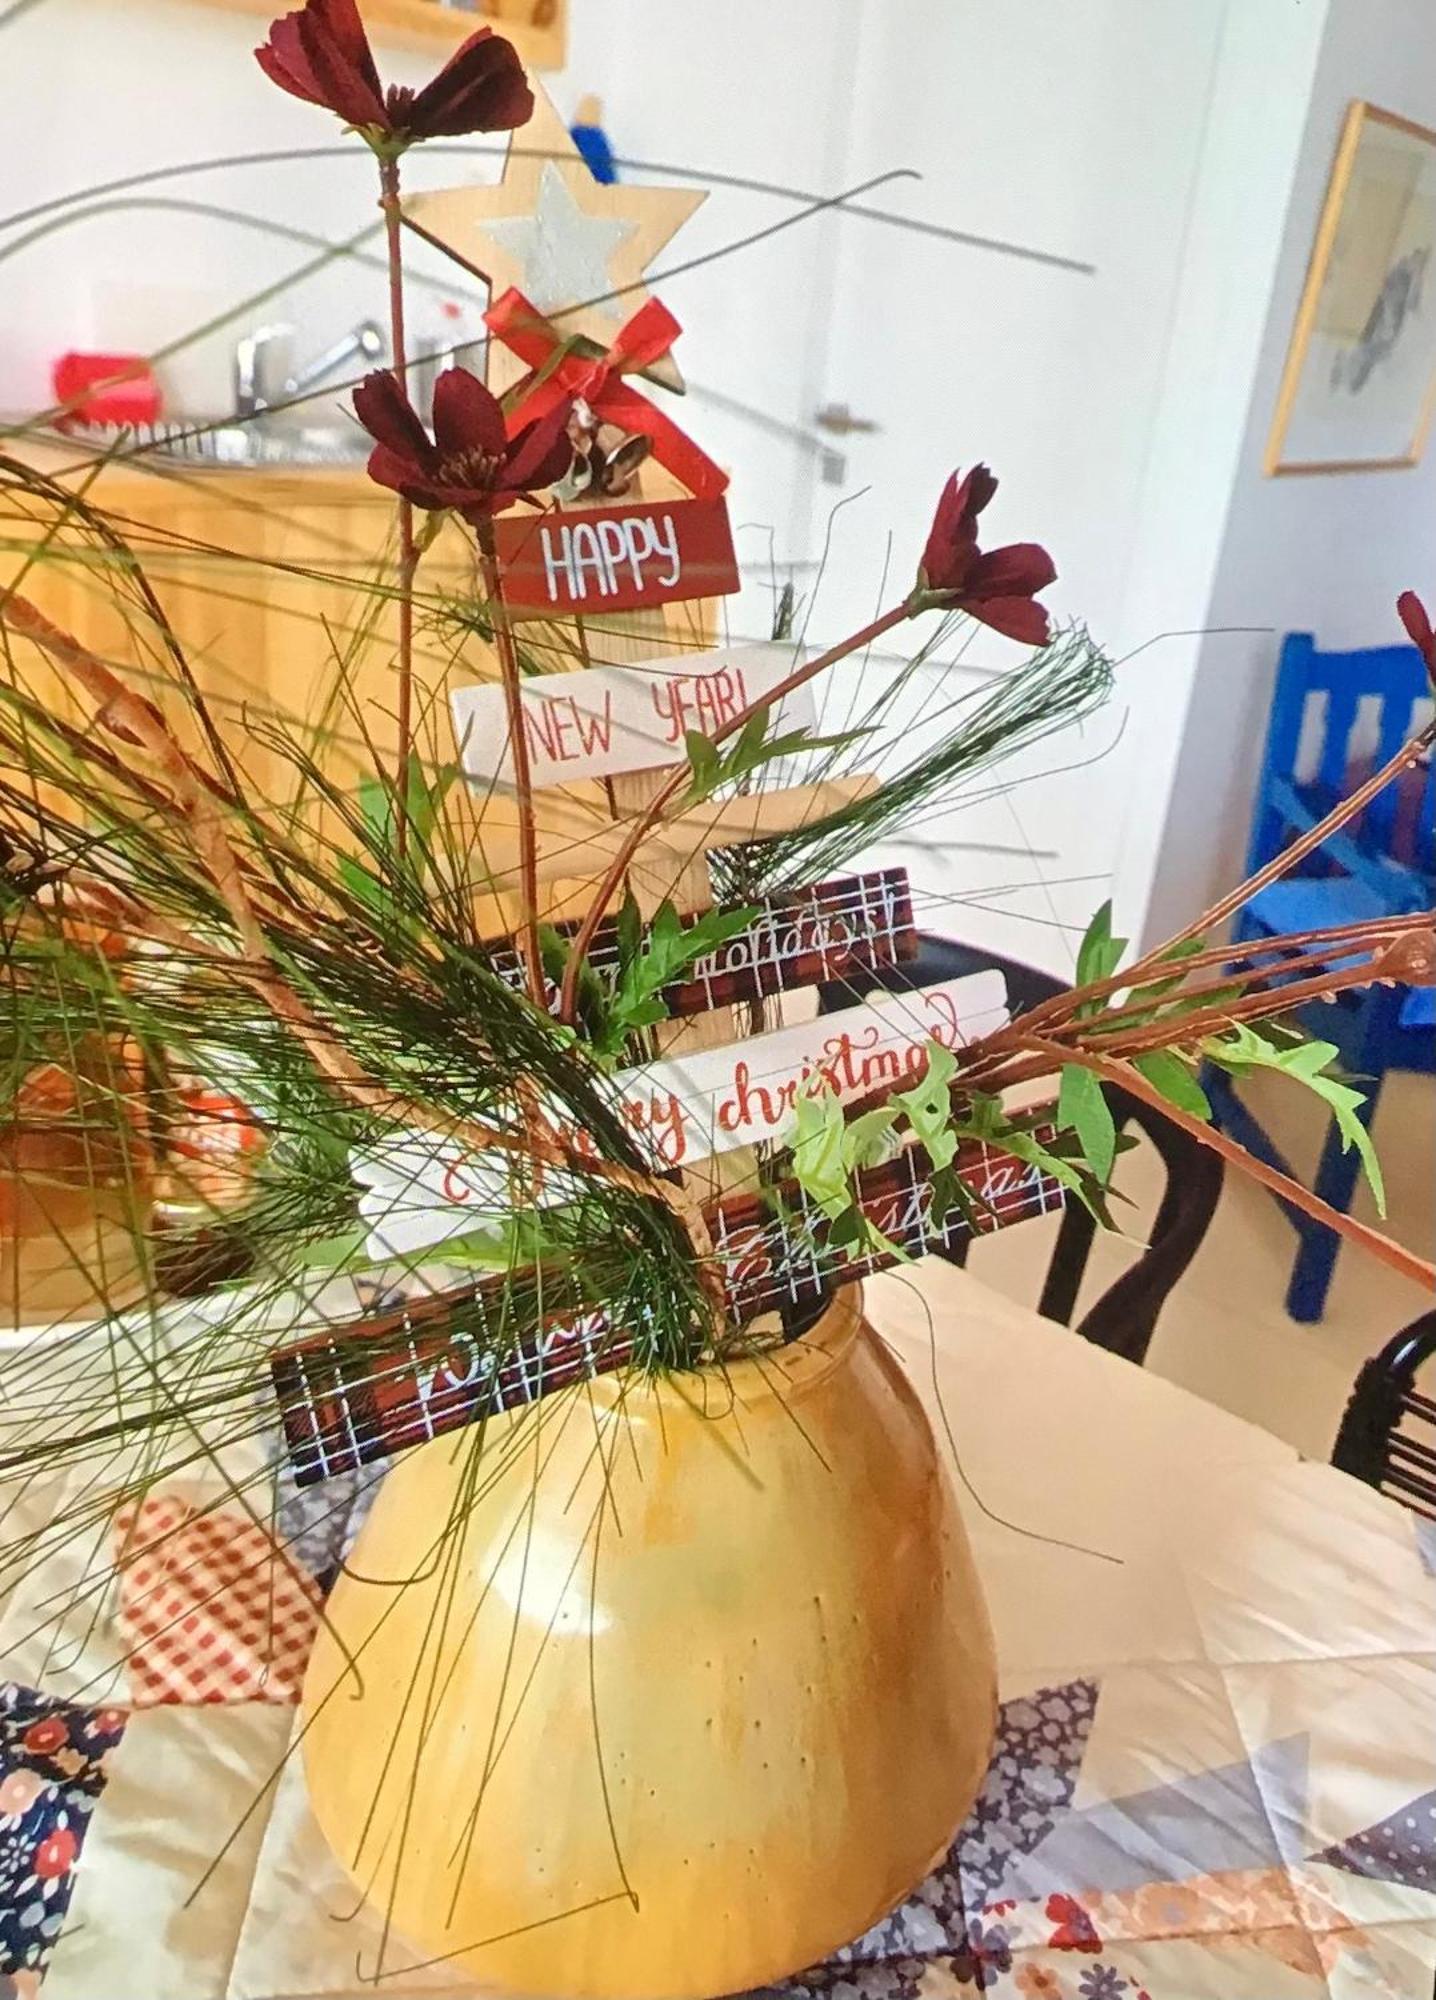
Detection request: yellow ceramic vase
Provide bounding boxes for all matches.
[302,1290,997,1999]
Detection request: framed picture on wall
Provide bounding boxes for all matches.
[188,0,566,71]
[1266,100,1436,475]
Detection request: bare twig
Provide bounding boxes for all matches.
[1020,1031,1436,1294]
[476,529,545,1007]
[377,154,418,863]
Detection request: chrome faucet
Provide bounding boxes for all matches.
[234,319,387,419]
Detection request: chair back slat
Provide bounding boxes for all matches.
[1387,1429,1436,1481]
[1254,632,1433,893]
[1316,686,1360,798]
[1382,1470,1436,1521]
[1333,1312,1436,1520]
[1365,689,1419,853]
[1416,746,1436,876]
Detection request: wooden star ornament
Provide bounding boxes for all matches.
[403,83,705,393]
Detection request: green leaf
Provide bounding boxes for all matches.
[1203,1027,1385,1212]
[963,1099,1088,1195]
[594,898,760,1059]
[536,923,570,990]
[682,729,723,805]
[357,771,391,841]
[1321,1083,1385,1214]
[1133,934,1204,1002]
[335,854,390,916]
[1131,1048,1211,1121]
[892,1040,959,1170]
[615,886,643,978]
[843,1106,901,1168]
[1057,1063,1117,1182]
[734,706,769,769]
[1076,899,1127,989]
[789,1085,851,1221]
[292,1227,369,1271]
[680,708,870,805]
[669,900,759,969]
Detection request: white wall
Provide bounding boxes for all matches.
[1139,0,1436,945]
[796,0,1332,973]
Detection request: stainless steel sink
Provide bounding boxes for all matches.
[54,417,368,469]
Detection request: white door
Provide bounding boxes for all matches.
[787,0,1233,973]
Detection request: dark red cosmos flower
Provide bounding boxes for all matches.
[354,366,573,527]
[917,464,1057,645]
[1398,589,1436,684]
[257,0,531,147]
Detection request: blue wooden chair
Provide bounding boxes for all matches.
[1206,631,1434,1322]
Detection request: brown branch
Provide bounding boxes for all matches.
[979,724,1436,1059]
[1088,928,1435,1059]
[0,450,249,812]
[1,593,270,961]
[1019,1032,1436,1295]
[476,530,545,1007]
[1128,721,1436,980]
[377,155,418,864]
[962,920,1436,1079]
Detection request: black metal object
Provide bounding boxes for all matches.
[1332,1310,1436,1519]
[818,932,1225,1366]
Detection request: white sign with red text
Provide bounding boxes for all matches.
[449,643,814,789]
[565,970,1008,1169]
[351,971,1008,1262]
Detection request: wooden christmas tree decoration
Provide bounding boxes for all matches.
[409,74,898,1182]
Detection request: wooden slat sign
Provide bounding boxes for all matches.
[491,496,739,617]
[577,969,1008,1169]
[451,643,812,789]
[350,972,1008,1261]
[273,1132,1064,1486]
[488,868,917,1017]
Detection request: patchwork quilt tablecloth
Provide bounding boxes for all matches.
[2,1260,1434,2000]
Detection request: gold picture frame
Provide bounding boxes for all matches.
[191,0,567,71]
[1266,100,1436,475]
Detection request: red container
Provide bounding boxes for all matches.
[51,352,162,429]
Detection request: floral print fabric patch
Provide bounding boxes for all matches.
[0,1684,126,1994]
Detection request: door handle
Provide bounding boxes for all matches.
[813,402,881,436]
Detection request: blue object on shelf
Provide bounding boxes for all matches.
[571,118,617,184]
[1205,629,1434,1322]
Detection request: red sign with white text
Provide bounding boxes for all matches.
[492,498,739,618]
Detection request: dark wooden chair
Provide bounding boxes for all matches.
[818,932,1223,1366]
[1332,1310,1436,1519]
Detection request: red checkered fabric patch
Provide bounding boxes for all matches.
[111,1495,322,1706]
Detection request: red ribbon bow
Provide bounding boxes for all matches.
[483,287,729,500]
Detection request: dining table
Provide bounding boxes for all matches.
[1,1256,1433,2000]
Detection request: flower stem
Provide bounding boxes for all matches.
[476,526,545,1008]
[555,599,912,1025]
[379,152,417,863]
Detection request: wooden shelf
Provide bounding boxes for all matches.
[195,0,566,70]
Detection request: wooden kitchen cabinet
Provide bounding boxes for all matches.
[1,448,705,937]
[4,455,482,804]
